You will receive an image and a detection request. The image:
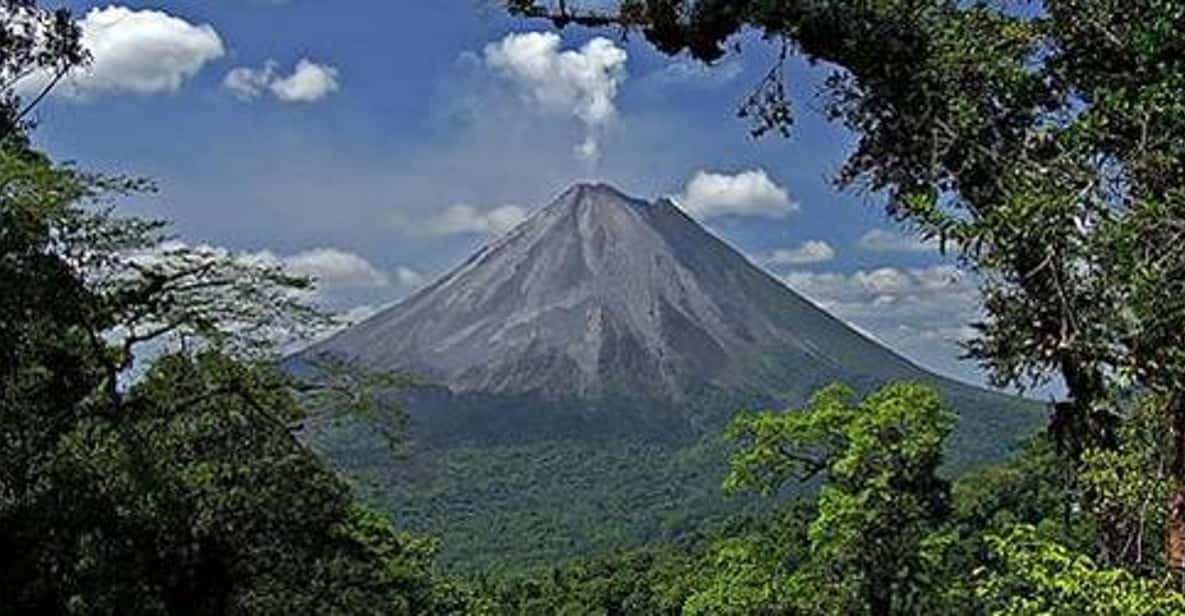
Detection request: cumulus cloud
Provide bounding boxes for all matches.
[273,247,388,290]
[652,58,743,87]
[393,266,426,288]
[784,266,974,310]
[146,243,386,294]
[483,32,627,164]
[393,204,528,237]
[764,240,836,265]
[19,6,225,99]
[224,58,339,103]
[223,63,274,100]
[138,243,416,353]
[675,169,798,220]
[271,59,339,102]
[858,228,937,253]
[783,264,984,379]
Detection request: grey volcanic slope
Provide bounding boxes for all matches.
[309,183,1042,572]
[312,183,1030,420]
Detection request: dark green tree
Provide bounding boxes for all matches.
[507,0,1185,577]
[0,0,86,140]
[0,3,478,612]
[977,524,1185,615]
[724,382,956,614]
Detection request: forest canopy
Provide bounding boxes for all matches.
[3,0,1185,613]
[509,0,1185,587]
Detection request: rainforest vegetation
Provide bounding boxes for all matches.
[4,0,1185,613]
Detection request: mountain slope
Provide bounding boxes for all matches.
[317,183,971,401]
[307,182,1045,572]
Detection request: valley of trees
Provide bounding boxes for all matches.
[3,0,1185,613]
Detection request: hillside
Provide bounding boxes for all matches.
[305,183,1045,571]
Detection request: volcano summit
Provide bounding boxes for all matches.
[308,183,1043,569]
[315,183,1029,425]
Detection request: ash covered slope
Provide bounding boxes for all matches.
[309,184,1040,571]
[312,183,976,403]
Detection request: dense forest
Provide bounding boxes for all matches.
[4,0,1185,613]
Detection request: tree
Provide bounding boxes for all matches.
[4,350,472,613]
[0,4,476,612]
[480,504,816,616]
[680,536,792,616]
[978,525,1185,616]
[0,125,475,613]
[724,382,956,614]
[506,0,1185,578]
[0,0,86,140]
[1078,393,1173,572]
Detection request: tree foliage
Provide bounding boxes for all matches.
[5,1,1185,611]
[0,134,481,613]
[725,382,956,614]
[0,3,479,613]
[0,0,86,140]
[978,524,1185,616]
[508,0,1185,581]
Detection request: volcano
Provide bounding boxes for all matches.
[307,182,1044,570]
[314,182,1027,419]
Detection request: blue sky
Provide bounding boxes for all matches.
[26,1,1009,390]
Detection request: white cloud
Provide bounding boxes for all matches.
[271,59,339,102]
[858,228,937,253]
[784,265,975,313]
[143,243,382,292]
[205,246,422,343]
[223,62,275,101]
[782,264,983,378]
[765,240,835,265]
[393,204,528,237]
[653,58,743,87]
[394,266,426,288]
[276,248,388,290]
[177,244,386,296]
[223,58,339,103]
[19,6,225,99]
[675,169,798,220]
[483,32,627,163]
